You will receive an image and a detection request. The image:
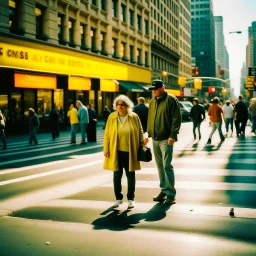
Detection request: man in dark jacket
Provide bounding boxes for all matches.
[145,79,181,204]
[86,104,97,142]
[233,95,248,137]
[133,97,149,132]
[190,98,205,140]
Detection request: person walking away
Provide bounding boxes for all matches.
[76,100,89,144]
[189,98,205,140]
[233,95,248,137]
[67,104,79,143]
[86,104,97,142]
[49,104,60,139]
[103,95,144,209]
[102,106,111,129]
[249,99,256,133]
[0,110,7,150]
[133,97,149,133]
[145,79,181,204]
[207,97,225,144]
[222,100,234,136]
[28,108,40,145]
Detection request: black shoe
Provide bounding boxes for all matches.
[80,141,87,145]
[165,196,176,204]
[199,135,201,140]
[1,147,6,150]
[221,137,225,142]
[35,141,38,145]
[153,192,167,202]
[207,138,211,144]
[70,141,76,144]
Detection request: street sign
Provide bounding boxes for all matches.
[246,76,254,88]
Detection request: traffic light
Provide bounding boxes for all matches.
[208,86,216,94]
[192,66,199,76]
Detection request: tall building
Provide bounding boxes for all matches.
[246,21,256,69]
[214,16,229,80]
[0,0,152,134]
[150,0,181,97]
[191,0,216,79]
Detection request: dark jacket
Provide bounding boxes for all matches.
[133,104,149,132]
[190,104,205,123]
[29,113,40,129]
[147,92,182,141]
[234,101,248,121]
[88,108,97,122]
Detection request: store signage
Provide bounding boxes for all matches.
[14,72,56,89]
[246,76,255,88]
[0,42,151,83]
[100,79,119,92]
[166,89,182,97]
[68,76,91,90]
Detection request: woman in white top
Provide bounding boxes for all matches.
[222,100,234,135]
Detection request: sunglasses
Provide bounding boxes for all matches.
[117,104,126,107]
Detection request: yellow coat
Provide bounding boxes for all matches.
[103,111,144,171]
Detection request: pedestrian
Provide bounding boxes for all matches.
[189,97,205,140]
[76,100,89,144]
[249,99,256,133]
[222,100,234,136]
[67,104,79,144]
[102,105,111,130]
[49,104,60,139]
[207,97,225,144]
[86,104,97,142]
[28,108,40,145]
[233,95,248,137]
[133,97,149,133]
[0,110,7,150]
[145,79,182,204]
[103,95,144,209]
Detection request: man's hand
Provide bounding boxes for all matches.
[144,138,149,145]
[104,151,109,158]
[168,138,175,145]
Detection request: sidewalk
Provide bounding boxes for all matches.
[4,121,105,144]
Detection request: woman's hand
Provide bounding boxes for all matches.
[104,151,109,158]
[143,138,149,145]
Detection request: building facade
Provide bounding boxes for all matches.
[0,0,152,134]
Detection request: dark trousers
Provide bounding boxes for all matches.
[235,119,247,135]
[113,151,135,200]
[193,121,201,139]
[51,123,59,139]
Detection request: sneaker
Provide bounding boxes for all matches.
[112,200,123,208]
[80,141,87,145]
[128,200,135,209]
[207,138,211,144]
[165,196,176,204]
[153,192,167,202]
[70,141,76,144]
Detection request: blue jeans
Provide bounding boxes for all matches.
[193,121,201,138]
[29,127,39,143]
[225,118,233,132]
[80,123,88,142]
[71,123,79,142]
[0,129,7,148]
[153,139,176,198]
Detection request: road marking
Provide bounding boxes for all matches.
[0,152,103,175]
[0,159,104,186]
[38,199,256,219]
[101,180,256,191]
[138,168,256,176]
[0,144,103,166]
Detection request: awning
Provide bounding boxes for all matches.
[118,80,149,92]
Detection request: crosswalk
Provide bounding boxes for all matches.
[0,123,256,221]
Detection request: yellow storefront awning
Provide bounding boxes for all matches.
[100,79,119,92]
[166,89,182,97]
[68,76,91,90]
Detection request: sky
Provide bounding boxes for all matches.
[212,0,256,96]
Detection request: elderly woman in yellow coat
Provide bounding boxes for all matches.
[103,95,144,209]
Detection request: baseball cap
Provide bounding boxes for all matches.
[148,80,164,90]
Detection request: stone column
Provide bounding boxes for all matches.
[116,31,121,59]
[73,10,81,49]
[124,35,130,61]
[133,40,137,64]
[105,24,112,57]
[85,16,91,51]
[95,20,101,53]
[63,5,69,46]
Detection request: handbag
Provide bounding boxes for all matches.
[137,145,152,162]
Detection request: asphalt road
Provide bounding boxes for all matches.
[0,120,256,255]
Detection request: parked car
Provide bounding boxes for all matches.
[179,101,193,121]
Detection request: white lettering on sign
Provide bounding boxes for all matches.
[24,75,44,83]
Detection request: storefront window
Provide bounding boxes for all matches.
[0,95,8,120]
[76,90,84,103]
[37,90,52,118]
[89,90,95,106]
[24,90,35,116]
[54,89,64,126]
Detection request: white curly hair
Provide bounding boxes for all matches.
[113,94,134,112]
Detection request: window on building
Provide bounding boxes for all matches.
[9,0,18,33]
[58,15,64,45]
[137,15,142,31]
[137,49,141,64]
[69,20,74,46]
[101,32,106,54]
[100,0,106,10]
[144,20,149,34]
[145,51,148,67]
[80,24,85,48]
[121,4,126,22]
[35,6,44,40]
[130,45,134,62]
[90,0,97,6]
[91,28,96,52]
[112,0,117,17]
[112,38,117,56]
[129,9,134,26]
